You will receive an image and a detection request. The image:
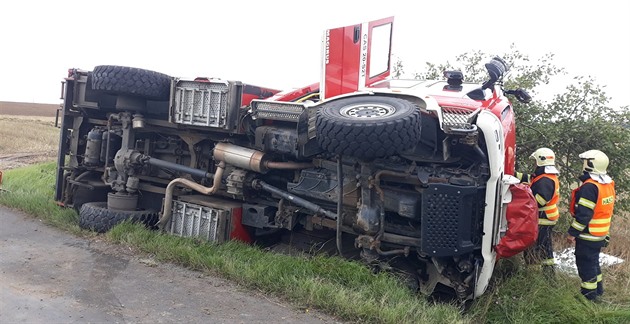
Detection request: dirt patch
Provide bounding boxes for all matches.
[0,152,57,170]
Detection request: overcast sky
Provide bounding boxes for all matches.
[1,0,628,108]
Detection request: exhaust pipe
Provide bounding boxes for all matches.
[156,161,226,229]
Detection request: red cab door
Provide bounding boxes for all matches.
[321,17,394,100]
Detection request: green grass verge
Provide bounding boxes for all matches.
[108,223,466,323]
[2,161,629,323]
[0,162,79,232]
[469,259,630,323]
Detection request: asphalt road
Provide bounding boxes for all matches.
[0,205,341,323]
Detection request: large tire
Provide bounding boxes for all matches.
[316,96,422,160]
[91,65,171,101]
[71,186,108,213]
[79,202,159,233]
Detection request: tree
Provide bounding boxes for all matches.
[411,45,630,212]
[392,56,404,79]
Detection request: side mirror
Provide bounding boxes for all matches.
[505,88,532,104]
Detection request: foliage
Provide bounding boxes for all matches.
[392,56,404,78]
[412,45,630,212]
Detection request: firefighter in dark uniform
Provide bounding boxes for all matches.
[517,148,560,272]
[567,149,615,301]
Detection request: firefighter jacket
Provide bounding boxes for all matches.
[516,171,531,184]
[530,167,560,225]
[569,172,616,242]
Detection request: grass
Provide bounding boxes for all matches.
[0,162,79,232]
[470,258,630,323]
[107,223,466,324]
[1,162,630,323]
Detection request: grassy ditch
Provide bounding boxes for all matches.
[1,162,629,323]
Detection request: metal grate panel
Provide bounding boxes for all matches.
[421,184,477,256]
[173,80,229,128]
[441,106,479,132]
[251,100,306,122]
[167,200,226,242]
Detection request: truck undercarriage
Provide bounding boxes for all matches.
[54,17,536,302]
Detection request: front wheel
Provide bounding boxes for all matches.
[315,96,422,160]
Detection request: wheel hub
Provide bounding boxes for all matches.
[340,103,395,118]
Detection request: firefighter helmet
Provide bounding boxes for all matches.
[579,149,609,175]
[530,148,556,167]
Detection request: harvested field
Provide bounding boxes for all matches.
[0,101,60,170]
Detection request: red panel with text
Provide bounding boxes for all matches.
[322,17,394,99]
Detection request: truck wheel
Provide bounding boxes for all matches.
[316,96,422,160]
[79,202,159,233]
[91,65,171,101]
[71,186,108,213]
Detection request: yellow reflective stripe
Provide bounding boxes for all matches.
[590,218,612,224]
[590,226,610,234]
[578,197,596,209]
[516,172,531,183]
[539,205,557,211]
[581,281,597,290]
[546,210,559,218]
[539,219,558,225]
[597,274,603,282]
[541,258,555,266]
[535,194,547,206]
[571,220,586,231]
[578,233,606,241]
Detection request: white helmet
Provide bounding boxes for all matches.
[579,149,609,175]
[530,147,556,167]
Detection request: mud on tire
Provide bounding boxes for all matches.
[91,65,171,101]
[316,96,422,160]
[79,202,159,233]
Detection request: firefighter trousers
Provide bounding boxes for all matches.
[575,239,603,300]
[524,224,555,268]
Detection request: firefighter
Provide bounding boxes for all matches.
[567,149,615,301]
[519,148,560,272]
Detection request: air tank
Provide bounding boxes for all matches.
[84,128,103,166]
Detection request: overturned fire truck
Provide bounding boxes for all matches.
[54,17,538,300]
